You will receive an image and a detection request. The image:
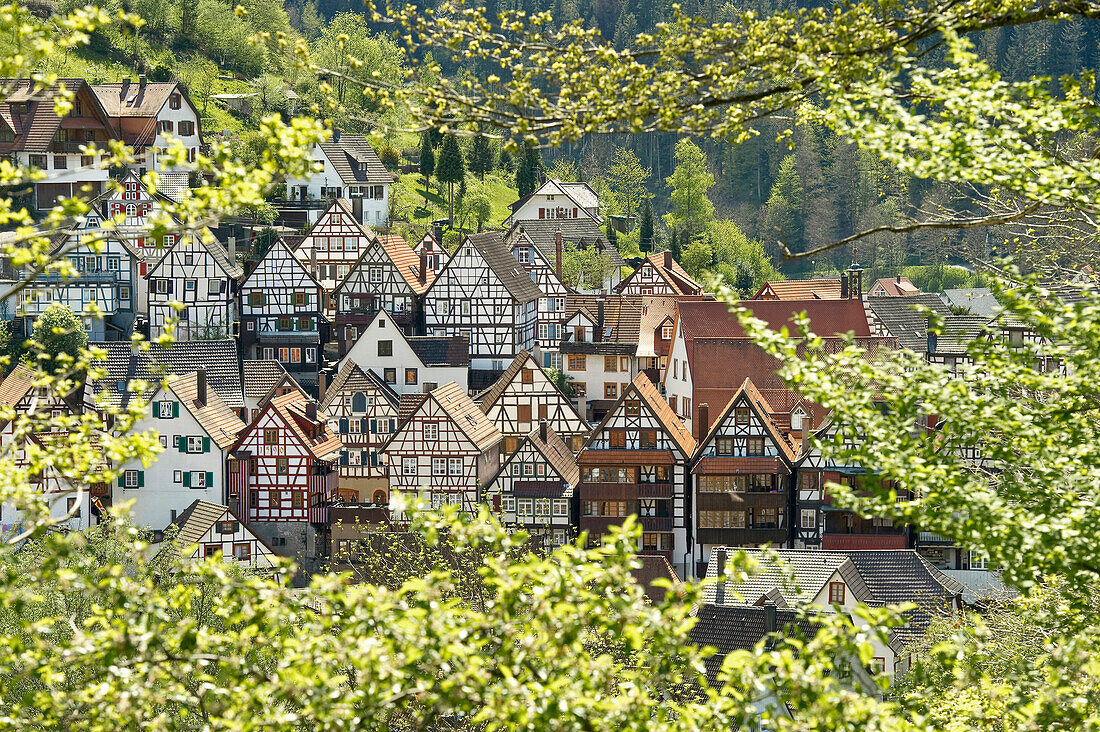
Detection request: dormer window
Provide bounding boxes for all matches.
[791,408,805,431]
[661,323,673,340]
[170,94,181,110]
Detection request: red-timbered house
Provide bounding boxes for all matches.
[293,197,369,297]
[690,379,799,576]
[576,372,696,578]
[477,350,589,455]
[229,391,342,569]
[242,360,308,424]
[318,360,400,505]
[381,382,502,518]
[482,423,579,549]
[615,251,704,297]
[239,237,326,391]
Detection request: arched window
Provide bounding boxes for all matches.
[351,392,367,412]
[126,203,136,217]
[372,489,387,505]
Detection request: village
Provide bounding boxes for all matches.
[0,76,1036,686]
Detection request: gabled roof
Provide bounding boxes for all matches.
[559,294,644,354]
[144,230,243,281]
[407,335,470,368]
[865,294,951,353]
[398,392,428,422]
[616,251,703,295]
[631,554,682,604]
[587,372,695,457]
[168,371,245,450]
[316,134,393,185]
[378,233,433,294]
[689,604,820,680]
[91,340,244,409]
[319,360,399,412]
[0,364,37,408]
[526,423,580,487]
[941,288,1001,319]
[476,350,534,411]
[163,500,275,558]
[428,382,502,453]
[931,315,990,355]
[261,390,342,460]
[0,78,116,154]
[754,278,844,300]
[240,237,323,292]
[867,276,919,297]
[696,378,797,464]
[508,179,601,220]
[242,360,298,403]
[91,80,183,118]
[460,231,542,304]
[677,299,872,344]
[507,219,625,269]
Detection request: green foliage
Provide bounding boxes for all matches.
[561,242,614,290]
[29,304,88,374]
[468,130,495,179]
[546,157,579,181]
[516,141,544,198]
[442,229,464,252]
[763,155,804,255]
[899,264,989,293]
[378,145,400,170]
[664,139,715,240]
[639,196,655,252]
[605,146,651,219]
[436,132,465,221]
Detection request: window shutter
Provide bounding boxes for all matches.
[339,418,349,434]
[369,419,376,433]
[202,436,210,453]
[340,451,349,466]
[360,418,368,433]
[167,280,174,295]
[178,439,187,453]
[206,471,214,487]
[172,401,179,418]
[389,418,396,432]
[183,472,191,487]
[117,474,125,487]
[137,471,145,488]
[361,450,370,465]
[369,452,378,467]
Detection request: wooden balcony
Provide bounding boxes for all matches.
[579,481,673,500]
[696,527,787,546]
[697,491,786,510]
[580,515,672,534]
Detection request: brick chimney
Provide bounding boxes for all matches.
[306,402,318,422]
[840,272,849,300]
[318,371,327,402]
[228,235,236,263]
[195,368,207,407]
[539,420,548,443]
[555,229,563,281]
[695,402,709,443]
[419,247,428,285]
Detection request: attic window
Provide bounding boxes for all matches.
[624,400,640,416]
[358,162,366,171]
[170,94,181,110]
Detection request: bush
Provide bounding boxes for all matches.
[379,145,400,170]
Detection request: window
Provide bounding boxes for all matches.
[173,470,183,483]
[609,430,626,448]
[180,120,195,136]
[698,475,747,493]
[159,120,173,133]
[124,470,141,488]
[517,499,534,518]
[521,368,534,384]
[582,500,628,517]
[216,521,238,534]
[448,457,462,476]
[208,279,223,296]
[263,428,278,445]
[158,401,175,418]
[290,348,302,364]
[604,383,617,399]
[715,437,734,455]
[205,545,219,559]
[249,491,258,508]
[405,368,418,385]
[432,457,446,476]
[801,509,816,529]
[369,267,382,283]
[535,498,550,517]
[170,94,182,110]
[698,510,746,528]
[276,458,289,475]
[624,400,640,416]
[186,436,205,453]
[403,457,417,475]
[552,498,568,516]
[378,340,393,357]
[639,430,657,449]
[292,492,304,509]
[567,355,585,371]
[54,154,67,169]
[424,422,438,441]
[517,404,532,424]
[233,543,251,562]
[249,291,264,307]
[828,581,846,604]
[190,471,207,488]
[604,356,618,372]
[661,323,673,340]
[746,437,764,456]
[735,407,751,425]
[384,368,396,384]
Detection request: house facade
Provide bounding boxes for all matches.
[284,134,392,226]
[157,499,281,577]
[615,251,703,297]
[423,232,540,373]
[145,230,241,341]
[239,238,325,390]
[505,228,572,367]
[576,373,696,578]
[381,382,502,518]
[293,197,371,296]
[558,294,643,421]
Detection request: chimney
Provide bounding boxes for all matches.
[763,603,777,635]
[695,402,709,443]
[433,220,444,247]
[926,327,938,356]
[306,402,318,422]
[310,244,318,279]
[896,275,901,284]
[120,78,130,100]
[228,235,236,263]
[662,250,672,268]
[333,128,341,142]
[854,268,863,301]
[555,229,563,281]
[195,368,207,406]
[139,74,147,86]
[419,247,428,285]
[714,549,727,604]
[539,420,548,443]
[840,272,849,300]
[318,371,327,402]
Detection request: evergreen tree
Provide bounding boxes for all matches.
[436,133,466,223]
[499,146,513,173]
[419,130,435,207]
[763,154,804,255]
[468,131,495,179]
[516,142,544,198]
[638,196,654,253]
[606,223,618,251]
[663,138,715,240]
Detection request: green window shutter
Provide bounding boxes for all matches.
[360,418,368,433]
[340,451,349,466]
[183,472,190,487]
[117,474,125,487]
[179,438,187,453]
[339,418,349,434]
[361,450,370,465]
[369,419,376,433]
[206,471,214,487]
[137,471,144,488]
[202,436,210,453]
[172,401,179,418]
[389,418,396,432]
[154,402,162,419]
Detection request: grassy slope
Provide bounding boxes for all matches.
[394,171,518,230]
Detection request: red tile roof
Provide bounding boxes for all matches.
[378,233,433,294]
[754,278,843,300]
[677,299,871,344]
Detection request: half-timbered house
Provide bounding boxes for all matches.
[415,230,445,281]
[482,422,579,549]
[332,230,433,350]
[505,228,572,366]
[576,372,696,578]
[229,391,342,572]
[690,379,798,575]
[155,499,281,577]
[423,231,540,374]
[284,134,392,226]
[0,432,101,541]
[113,369,245,530]
[242,360,307,424]
[318,360,400,505]
[293,197,369,295]
[381,382,502,518]
[616,251,704,297]
[340,308,469,395]
[477,350,589,455]
[239,237,325,390]
[145,230,241,341]
[99,170,184,271]
[558,294,643,421]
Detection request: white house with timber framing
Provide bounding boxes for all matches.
[155,499,281,578]
[145,229,241,341]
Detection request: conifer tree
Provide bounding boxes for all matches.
[516,142,544,198]
[469,131,495,179]
[419,130,435,207]
[606,223,618,251]
[436,132,466,223]
[639,197,654,253]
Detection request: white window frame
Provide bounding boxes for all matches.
[432,457,447,476]
[402,457,417,476]
[447,457,462,476]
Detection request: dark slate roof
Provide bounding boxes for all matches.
[866,294,952,353]
[318,134,394,186]
[508,218,625,269]
[689,604,820,681]
[90,340,244,409]
[631,554,681,604]
[469,368,504,394]
[407,335,470,368]
[466,231,543,303]
[941,288,1001,318]
[931,315,990,355]
[320,360,399,412]
[242,360,291,401]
